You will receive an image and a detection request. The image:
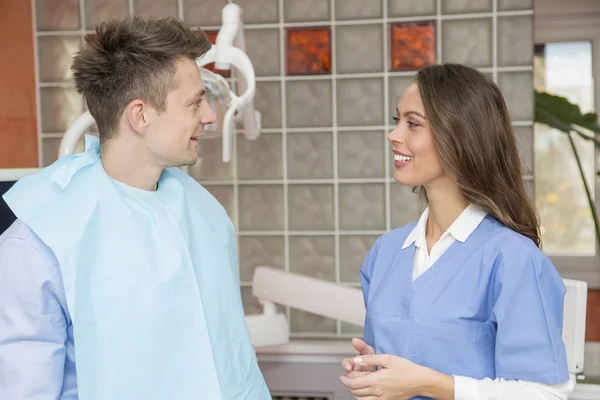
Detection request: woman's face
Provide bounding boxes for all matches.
[387,82,445,188]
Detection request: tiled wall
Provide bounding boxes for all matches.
[34,0,535,338]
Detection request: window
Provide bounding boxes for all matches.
[534,41,594,255]
[534,0,600,285]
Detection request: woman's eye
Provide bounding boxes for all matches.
[392,116,400,124]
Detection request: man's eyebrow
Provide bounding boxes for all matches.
[185,89,206,105]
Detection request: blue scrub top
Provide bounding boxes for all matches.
[361,216,569,390]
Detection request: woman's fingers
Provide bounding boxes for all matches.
[343,339,378,373]
[345,370,371,378]
[341,357,355,372]
[351,338,375,356]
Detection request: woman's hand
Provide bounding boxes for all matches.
[341,338,377,373]
[339,354,454,400]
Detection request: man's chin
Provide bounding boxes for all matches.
[174,155,200,169]
[151,151,199,171]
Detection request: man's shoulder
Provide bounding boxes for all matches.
[0,219,71,327]
[1,218,35,241]
[0,219,58,266]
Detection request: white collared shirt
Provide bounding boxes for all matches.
[405,205,573,400]
[403,204,487,281]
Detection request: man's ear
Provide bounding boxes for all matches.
[125,99,152,135]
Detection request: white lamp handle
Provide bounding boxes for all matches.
[59,111,95,156]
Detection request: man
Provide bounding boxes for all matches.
[0,16,270,399]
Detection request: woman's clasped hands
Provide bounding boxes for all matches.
[339,338,451,400]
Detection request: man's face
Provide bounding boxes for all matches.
[144,57,216,168]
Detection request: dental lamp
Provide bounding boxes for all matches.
[59,3,260,163]
[195,3,261,162]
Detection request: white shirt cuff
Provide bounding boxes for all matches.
[453,375,479,400]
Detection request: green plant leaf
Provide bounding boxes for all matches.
[535,90,600,133]
[536,105,572,133]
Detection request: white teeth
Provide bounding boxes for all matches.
[394,154,413,162]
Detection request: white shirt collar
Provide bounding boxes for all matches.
[402,204,488,249]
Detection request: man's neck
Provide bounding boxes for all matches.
[100,136,163,192]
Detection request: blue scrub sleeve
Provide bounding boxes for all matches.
[360,238,382,347]
[491,248,569,384]
[0,235,69,398]
[359,237,381,309]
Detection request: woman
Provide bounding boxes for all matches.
[339,64,572,400]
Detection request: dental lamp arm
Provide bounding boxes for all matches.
[215,3,241,70]
[217,4,261,140]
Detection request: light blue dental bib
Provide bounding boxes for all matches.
[3,136,269,399]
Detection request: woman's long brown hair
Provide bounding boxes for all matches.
[415,64,541,248]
